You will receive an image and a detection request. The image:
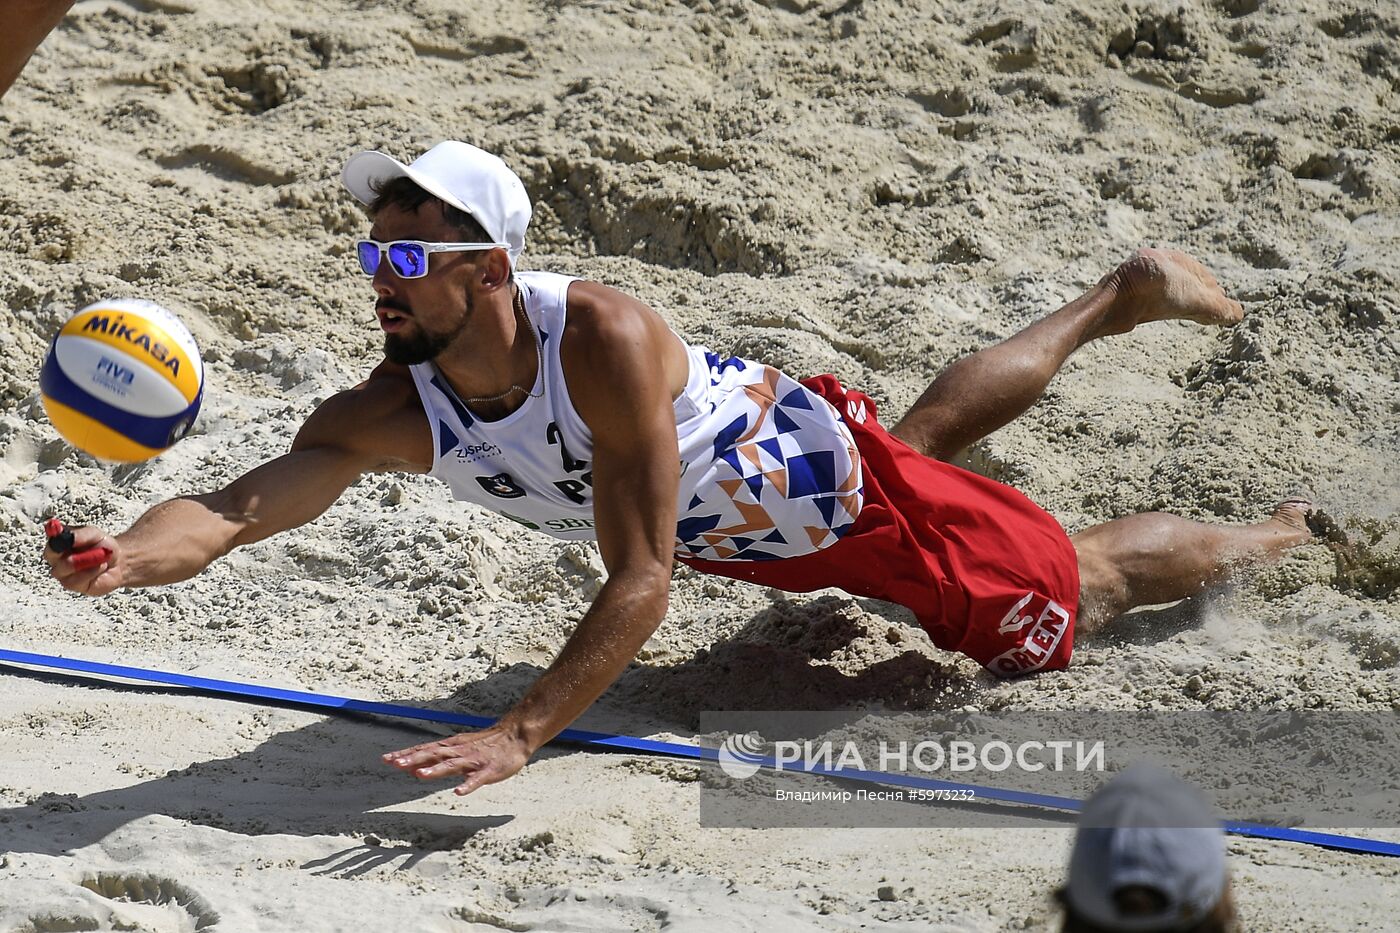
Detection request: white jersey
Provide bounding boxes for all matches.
[408,271,863,561]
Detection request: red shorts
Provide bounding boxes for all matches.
[678,375,1080,677]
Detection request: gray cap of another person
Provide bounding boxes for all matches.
[1066,764,1228,932]
[342,140,531,268]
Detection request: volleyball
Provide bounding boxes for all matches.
[39,299,203,463]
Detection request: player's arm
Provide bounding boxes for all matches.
[385,283,684,795]
[47,365,430,596]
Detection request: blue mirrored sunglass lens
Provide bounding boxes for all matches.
[356,242,381,275]
[387,243,428,278]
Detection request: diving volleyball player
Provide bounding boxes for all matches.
[46,142,1314,796]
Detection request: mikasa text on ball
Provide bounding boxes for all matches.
[39,299,203,463]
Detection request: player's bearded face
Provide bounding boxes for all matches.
[383,289,474,365]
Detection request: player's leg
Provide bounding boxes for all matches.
[888,249,1243,461]
[1071,499,1313,632]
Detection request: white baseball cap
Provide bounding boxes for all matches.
[341,140,531,267]
[1066,764,1228,932]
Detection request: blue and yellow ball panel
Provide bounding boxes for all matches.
[58,303,201,402]
[39,299,203,463]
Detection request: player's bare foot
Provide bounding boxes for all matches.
[1096,247,1245,337]
[1214,498,1314,574]
[1260,497,1316,551]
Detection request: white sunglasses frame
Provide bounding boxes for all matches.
[355,238,510,278]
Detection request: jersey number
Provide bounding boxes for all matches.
[547,421,593,504]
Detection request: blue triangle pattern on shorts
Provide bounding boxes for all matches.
[786,450,836,498]
[676,512,723,542]
[780,388,813,411]
[713,413,749,462]
[757,437,785,462]
[772,406,802,436]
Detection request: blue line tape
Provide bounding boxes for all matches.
[2,647,1398,858]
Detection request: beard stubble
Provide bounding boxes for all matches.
[382,290,474,366]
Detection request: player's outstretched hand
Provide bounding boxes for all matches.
[383,725,532,796]
[45,525,122,596]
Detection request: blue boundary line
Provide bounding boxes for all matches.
[2,647,1397,858]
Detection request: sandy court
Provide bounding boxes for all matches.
[1,0,1399,928]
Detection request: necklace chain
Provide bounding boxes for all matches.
[460,287,544,406]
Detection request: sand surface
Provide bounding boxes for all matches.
[1,0,1399,929]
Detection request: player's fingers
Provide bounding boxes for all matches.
[454,771,492,796]
[53,562,102,590]
[413,756,481,780]
[62,562,123,596]
[69,526,107,548]
[45,527,116,573]
[43,539,75,567]
[383,740,441,763]
[383,742,453,770]
[70,566,111,595]
[82,568,121,596]
[45,525,107,553]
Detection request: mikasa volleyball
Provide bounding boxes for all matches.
[39,299,203,463]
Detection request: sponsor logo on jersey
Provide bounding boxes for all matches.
[476,472,526,499]
[500,513,595,532]
[544,517,596,531]
[989,596,1071,677]
[452,441,502,463]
